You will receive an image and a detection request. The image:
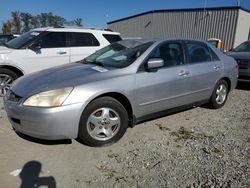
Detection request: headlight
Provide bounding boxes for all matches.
[23,87,73,107]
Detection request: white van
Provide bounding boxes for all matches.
[0,27,121,96]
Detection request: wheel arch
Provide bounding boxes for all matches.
[220,77,231,92]
[0,65,24,77]
[91,92,134,118]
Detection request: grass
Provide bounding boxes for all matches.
[170,126,213,141]
[156,123,171,131]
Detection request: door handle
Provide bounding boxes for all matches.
[179,70,190,77]
[57,51,67,55]
[213,65,221,70]
[179,70,186,76]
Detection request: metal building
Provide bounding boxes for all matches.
[107,6,250,51]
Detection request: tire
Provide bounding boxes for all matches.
[209,79,229,109]
[78,97,128,147]
[0,69,19,96]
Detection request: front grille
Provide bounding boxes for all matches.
[236,59,250,68]
[6,91,22,102]
[238,75,250,80]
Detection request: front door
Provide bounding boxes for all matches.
[134,41,190,117]
[21,32,70,74]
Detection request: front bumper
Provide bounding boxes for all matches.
[4,99,85,140]
[238,69,250,82]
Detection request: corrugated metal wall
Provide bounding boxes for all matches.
[108,9,239,50]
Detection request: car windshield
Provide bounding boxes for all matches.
[233,41,250,52]
[84,41,153,68]
[6,31,42,49]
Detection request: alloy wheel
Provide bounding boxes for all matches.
[0,74,13,97]
[86,107,121,141]
[215,84,227,105]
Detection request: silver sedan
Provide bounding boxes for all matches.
[4,39,238,146]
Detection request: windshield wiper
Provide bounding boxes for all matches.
[4,43,15,49]
[82,59,104,67]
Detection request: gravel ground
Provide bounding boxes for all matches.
[0,83,249,188]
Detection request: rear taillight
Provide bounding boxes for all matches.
[235,63,239,77]
[236,63,239,73]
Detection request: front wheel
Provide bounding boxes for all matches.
[209,79,229,109]
[78,97,128,147]
[0,69,19,97]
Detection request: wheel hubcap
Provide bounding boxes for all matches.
[0,74,13,97]
[215,84,227,105]
[86,107,121,141]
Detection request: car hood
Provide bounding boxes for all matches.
[226,51,250,60]
[11,63,119,97]
[0,46,13,54]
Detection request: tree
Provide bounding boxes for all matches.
[1,11,84,33]
[2,20,12,34]
[30,16,40,29]
[74,18,83,27]
[20,12,32,32]
[37,13,47,27]
[11,11,21,34]
[37,12,66,27]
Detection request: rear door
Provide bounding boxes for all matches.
[69,32,102,62]
[135,41,190,117]
[183,41,223,102]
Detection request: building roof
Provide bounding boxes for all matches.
[107,6,250,24]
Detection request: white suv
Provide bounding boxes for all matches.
[0,27,121,96]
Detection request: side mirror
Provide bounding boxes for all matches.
[146,58,164,70]
[29,42,41,51]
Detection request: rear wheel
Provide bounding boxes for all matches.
[0,69,19,97]
[78,97,128,147]
[209,79,229,109]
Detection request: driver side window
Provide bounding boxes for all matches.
[149,42,184,67]
[37,32,66,48]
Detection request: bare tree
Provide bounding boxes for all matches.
[11,11,21,34]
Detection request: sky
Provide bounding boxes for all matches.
[0,0,250,28]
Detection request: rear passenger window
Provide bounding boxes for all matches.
[39,32,66,48]
[186,42,212,63]
[103,34,122,43]
[69,32,100,47]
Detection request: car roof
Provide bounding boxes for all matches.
[119,38,210,47]
[32,27,120,35]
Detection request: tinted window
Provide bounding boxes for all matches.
[6,31,41,49]
[233,41,250,52]
[103,34,122,43]
[149,42,184,67]
[186,42,211,63]
[69,32,100,47]
[38,32,66,48]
